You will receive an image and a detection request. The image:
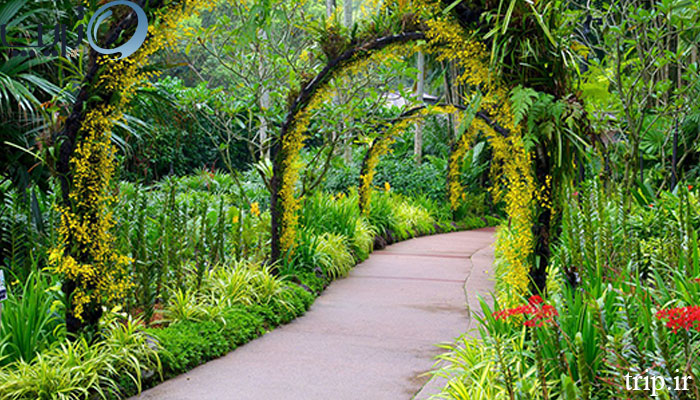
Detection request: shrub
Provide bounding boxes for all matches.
[315,233,355,279]
[149,312,263,377]
[435,181,700,399]
[147,285,312,378]
[393,198,436,239]
[352,216,376,262]
[299,191,360,241]
[0,318,160,400]
[368,191,400,237]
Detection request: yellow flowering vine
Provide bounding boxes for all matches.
[51,0,214,321]
[274,0,536,305]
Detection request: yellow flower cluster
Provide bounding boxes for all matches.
[250,202,261,218]
[51,0,212,320]
[359,134,395,214]
[418,5,536,304]
[278,114,308,253]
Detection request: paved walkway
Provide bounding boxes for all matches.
[132,228,495,400]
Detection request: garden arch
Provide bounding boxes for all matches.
[269,6,536,300]
[356,102,510,217]
[51,0,213,331]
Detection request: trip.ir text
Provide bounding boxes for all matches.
[624,373,693,397]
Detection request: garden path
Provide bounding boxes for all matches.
[131,228,496,400]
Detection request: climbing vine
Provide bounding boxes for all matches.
[447,117,473,212]
[358,124,401,216]
[358,105,458,215]
[274,42,420,256]
[272,0,536,304]
[50,0,213,322]
[418,8,536,303]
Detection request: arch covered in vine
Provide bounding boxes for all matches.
[270,1,536,300]
[356,102,512,216]
[49,0,213,331]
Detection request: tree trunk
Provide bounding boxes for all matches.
[414,51,425,164]
[56,0,168,335]
[326,0,335,18]
[531,144,551,293]
[342,0,353,164]
[258,32,270,159]
[344,0,353,28]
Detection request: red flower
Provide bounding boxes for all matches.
[688,185,694,190]
[494,295,558,328]
[694,278,700,284]
[656,306,700,334]
[649,204,654,208]
[573,191,579,197]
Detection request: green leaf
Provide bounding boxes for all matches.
[442,0,464,15]
[502,0,517,34]
[509,85,538,126]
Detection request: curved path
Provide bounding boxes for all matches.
[132,228,495,400]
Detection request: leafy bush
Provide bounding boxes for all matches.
[149,312,263,377]
[0,318,160,400]
[393,199,436,239]
[352,216,377,262]
[147,285,312,378]
[322,154,448,202]
[119,77,252,183]
[368,191,400,237]
[0,181,60,285]
[300,191,360,243]
[315,233,355,279]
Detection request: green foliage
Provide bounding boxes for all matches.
[112,176,272,322]
[0,181,60,285]
[0,317,161,400]
[0,0,77,190]
[438,180,700,399]
[146,286,312,378]
[315,233,356,279]
[509,85,539,126]
[300,191,360,242]
[0,273,62,366]
[352,216,376,262]
[393,200,436,240]
[120,77,252,183]
[366,190,398,237]
[148,313,262,377]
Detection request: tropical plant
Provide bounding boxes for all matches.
[0,316,161,399]
[0,272,62,366]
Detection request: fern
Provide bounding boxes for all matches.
[509,85,539,126]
